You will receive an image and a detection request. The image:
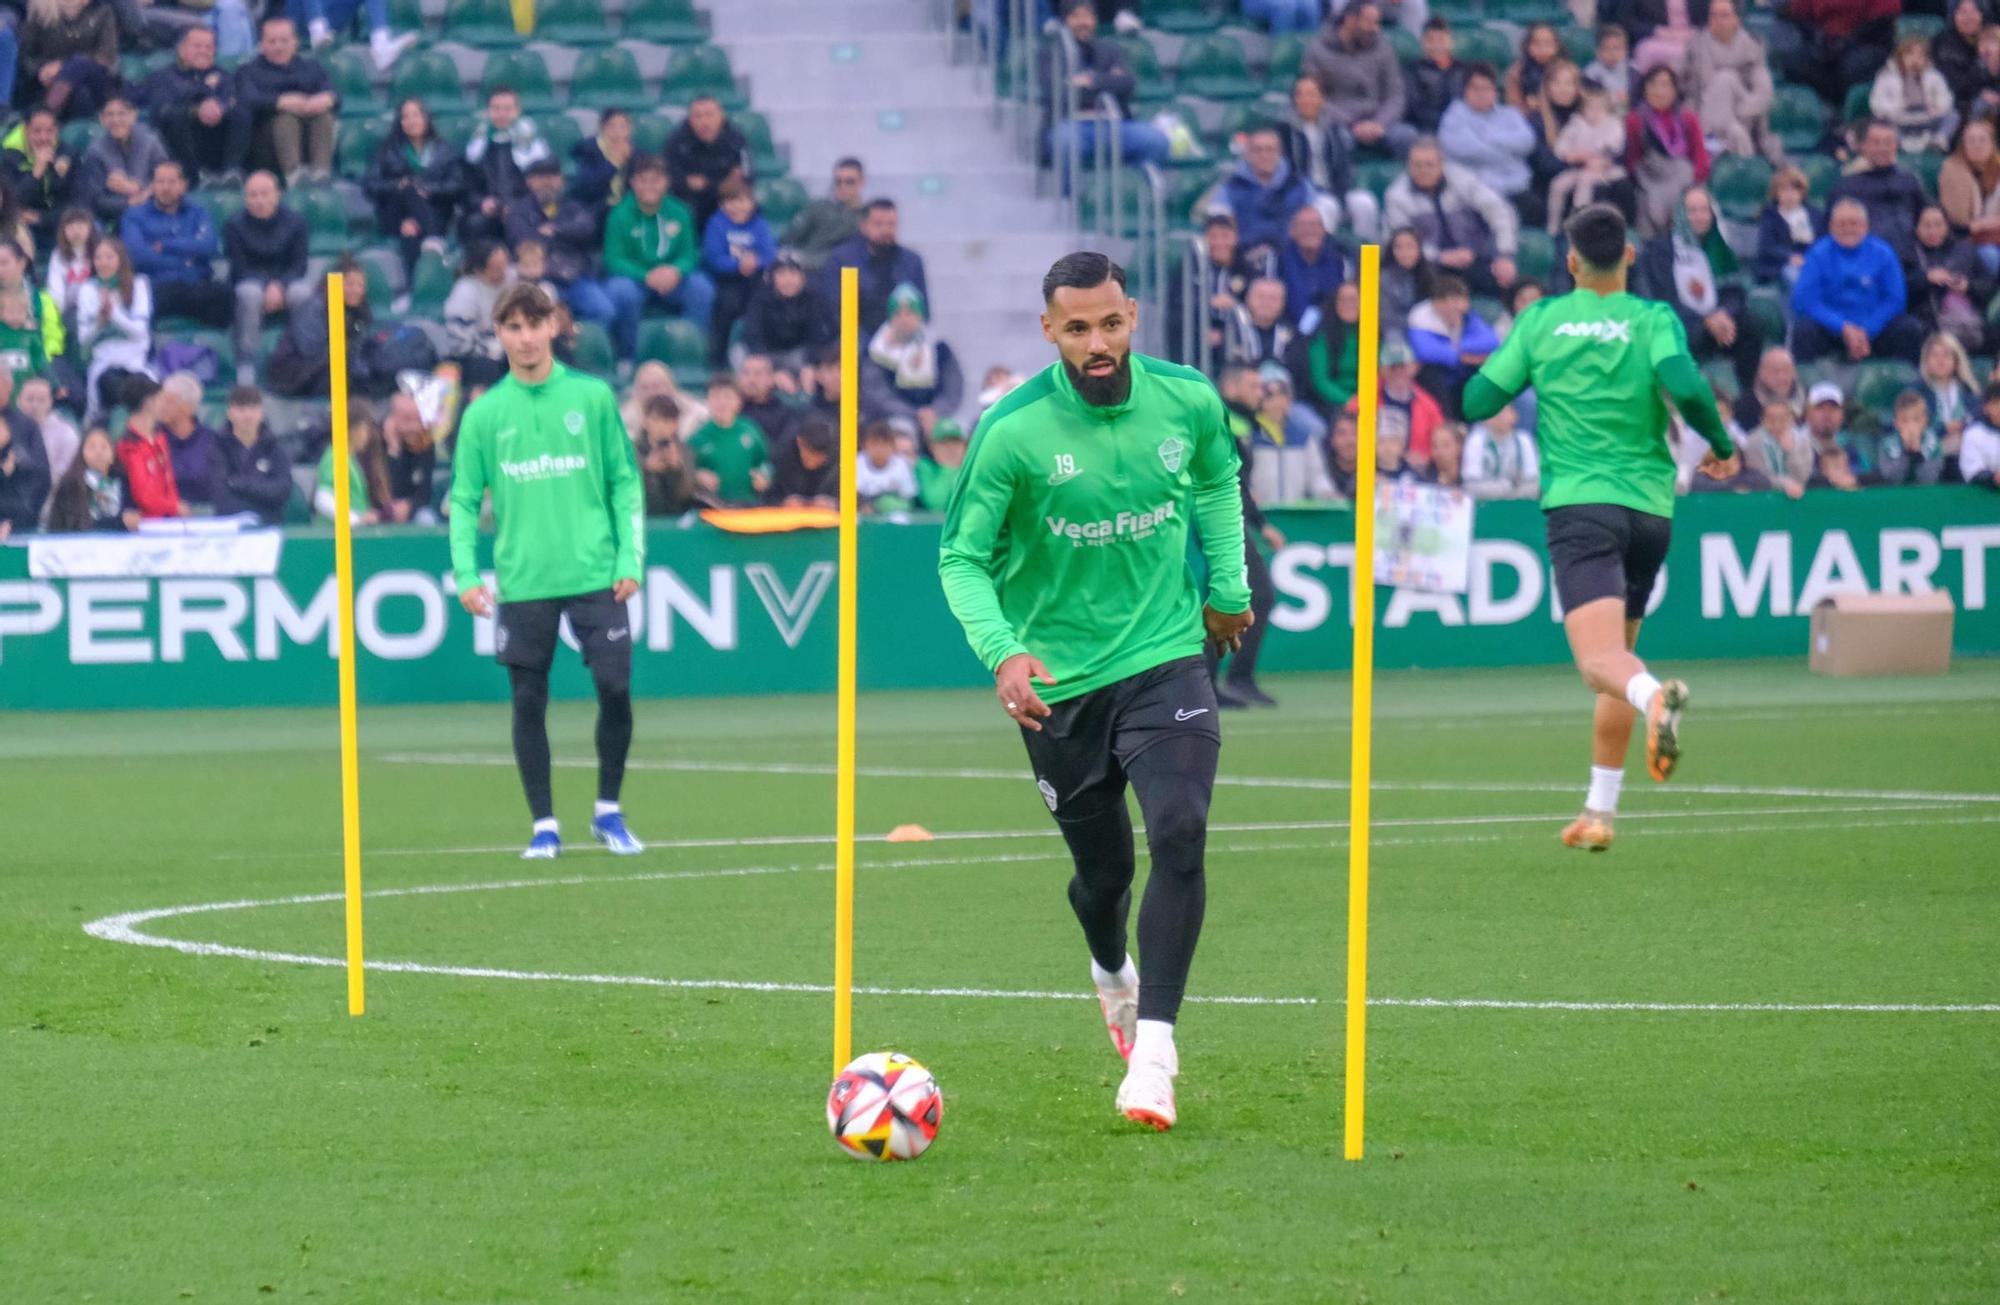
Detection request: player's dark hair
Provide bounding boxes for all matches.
[631,154,668,181]
[796,414,836,454]
[1423,15,1450,32]
[642,394,680,422]
[1894,388,1927,413]
[493,281,557,326]
[226,384,262,408]
[834,156,864,174]
[1596,22,1627,43]
[1463,61,1498,86]
[706,372,740,395]
[1432,273,1469,300]
[1984,379,2000,404]
[488,84,518,103]
[864,198,898,217]
[1565,203,1629,274]
[861,420,896,443]
[1041,251,1126,304]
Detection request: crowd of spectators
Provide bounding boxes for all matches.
[1115,0,2000,503]
[0,1,1004,538]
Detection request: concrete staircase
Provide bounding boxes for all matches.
[708,0,1078,383]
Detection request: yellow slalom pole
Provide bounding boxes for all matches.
[831,267,860,1076]
[327,272,364,1017]
[1345,245,1380,1159]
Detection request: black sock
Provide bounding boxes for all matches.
[1052,793,1137,975]
[509,665,554,823]
[593,671,633,804]
[1127,734,1218,1024]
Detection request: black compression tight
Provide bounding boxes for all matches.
[508,664,635,821]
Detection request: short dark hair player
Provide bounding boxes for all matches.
[1462,204,1739,852]
[449,282,647,859]
[937,253,1255,1131]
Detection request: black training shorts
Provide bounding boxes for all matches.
[494,588,633,676]
[1545,503,1673,621]
[1020,655,1221,820]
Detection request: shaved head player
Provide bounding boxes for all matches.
[937,253,1254,1130]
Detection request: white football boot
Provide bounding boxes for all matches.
[1116,1037,1178,1131]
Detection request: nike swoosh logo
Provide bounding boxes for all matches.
[1047,470,1083,485]
[607,628,629,641]
[1175,708,1210,721]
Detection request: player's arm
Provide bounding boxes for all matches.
[1650,305,1735,459]
[1190,387,1251,618]
[1460,304,1535,423]
[599,388,645,596]
[448,405,492,613]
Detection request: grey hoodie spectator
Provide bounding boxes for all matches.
[1302,2,1414,157]
[1383,138,1519,294]
[80,96,169,226]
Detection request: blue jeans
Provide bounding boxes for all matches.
[1048,118,1171,195]
[287,0,392,34]
[604,271,715,359]
[566,277,642,360]
[1241,0,1322,33]
[649,270,715,337]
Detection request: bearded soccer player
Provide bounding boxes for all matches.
[1462,204,1739,852]
[449,282,647,860]
[938,253,1253,1131]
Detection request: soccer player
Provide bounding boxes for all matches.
[1462,204,1739,852]
[938,253,1254,1130]
[448,282,647,860]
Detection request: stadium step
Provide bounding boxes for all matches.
[707,0,936,39]
[722,33,991,109]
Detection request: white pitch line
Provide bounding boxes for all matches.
[377,752,2000,806]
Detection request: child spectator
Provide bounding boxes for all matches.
[1463,400,1540,499]
[114,379,180,518]
[1583,24,1636,114]
[1878,388,1948,486]
[702,177,776,368]
[511,238,561,303]
[1871,37,1957,157]
[443,241,513,387]
[1753,166,1823,287]
[46,424,135,531]
[1546,85,1626,235]
[1405,274,1497,419]
[855,419,917,512]
[862,282,963,445]
[916,416,965,511]
[1919,332,1978,454]
[75,233,153,424]
[1744,398,1811,498]
[213,384,292,523]
[687,373,770,505]
[638,394,703,516]
[1959,380,2000,488]
[1373,414,1417,482]
[44,206,95,319]
[316,403,394,524]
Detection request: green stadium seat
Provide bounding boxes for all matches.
[1854,359,1921,414]
[410,248,456,315]
[623,0,711,44]
[1515,228,1556,284]
[296,187,351,255]
[570,48,648,113]
[481,49,560,115]
[637,318,708,379]
[1560,25,1596,66]
[1353,158,1401,202]
[754,176,809,230]
[183,327,235,370]
[1909,150,1946,197]
[1387,26,1420,67]
[1430,0,1483,20]
[391,51,472,114]
[200,186,245,227]
[337,117,386,178]
[568,320,615,377]
[1710,154,1773,223]
[633,112,676,157]
[1897,15,1946,41]
[735,110,785,177]
[660,44,742,109]
[1175,34,1257,100]
[1145,0,1223,34]
[353,247,403,308]
[385,0,423,34]
[535,0,617,46]
[1113,33,1166,87]
[1745,285,1788,345]
[1493,0,1568,25]
[537,113,582,168]
[327,49,385,120]
[1796,153,1838,204]
[60,120,97,158]
[1699,357,1737,402]
[1217,96,1283,144]
[444,0,519,47]
[1269,33,1305,85]
[1841,81,1872,123]
[1770,86,1825,153]
[1455,28,1515,70]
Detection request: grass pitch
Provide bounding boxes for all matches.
[5,660,1997,1302]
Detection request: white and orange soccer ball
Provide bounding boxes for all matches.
[826,1052,943,1161]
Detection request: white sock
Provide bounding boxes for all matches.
[1133,1019,1175,1068]
[532,817,559,836]
[1624,671,1663,715]
[594,800,621,818]
[1091,955,1138,991]
[1586,766,1624,815]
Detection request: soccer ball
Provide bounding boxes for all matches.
[826,1052,943,1161]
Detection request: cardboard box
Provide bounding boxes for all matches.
[1808,593,1955,676]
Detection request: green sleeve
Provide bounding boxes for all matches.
[1650,305,1734,457]
[447,405,490,594]
[601,387,645,582]
[1462,309,1533,423]
[936,417,1031,673]
[1190,387,1251,614]
[601,203,645,281]
[315,447,334,491]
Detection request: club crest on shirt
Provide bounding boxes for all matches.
[1157,436,1184,473]
[564,409,584,436]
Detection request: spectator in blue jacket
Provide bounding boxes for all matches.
[817,198,927,335]
[1222,127,1323,260]
[1789,198,1923,364]
[702,176,777,367]
[1404,272,1499,419]
[120,160,231,326]
[1279,206,1344,329]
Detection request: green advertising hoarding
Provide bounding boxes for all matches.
[0,488,1994,711]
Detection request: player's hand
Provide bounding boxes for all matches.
[460,584,495,617]
[612,577,639,603]
[1697,450,1740,481]
[1204,604,1254,654]
[995,652,1057,732]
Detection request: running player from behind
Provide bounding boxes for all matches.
[449,282,647,860]
[938,252,1254,1131]
[1462,203,1740,852]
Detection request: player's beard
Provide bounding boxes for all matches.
[1065,350,1133,408]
